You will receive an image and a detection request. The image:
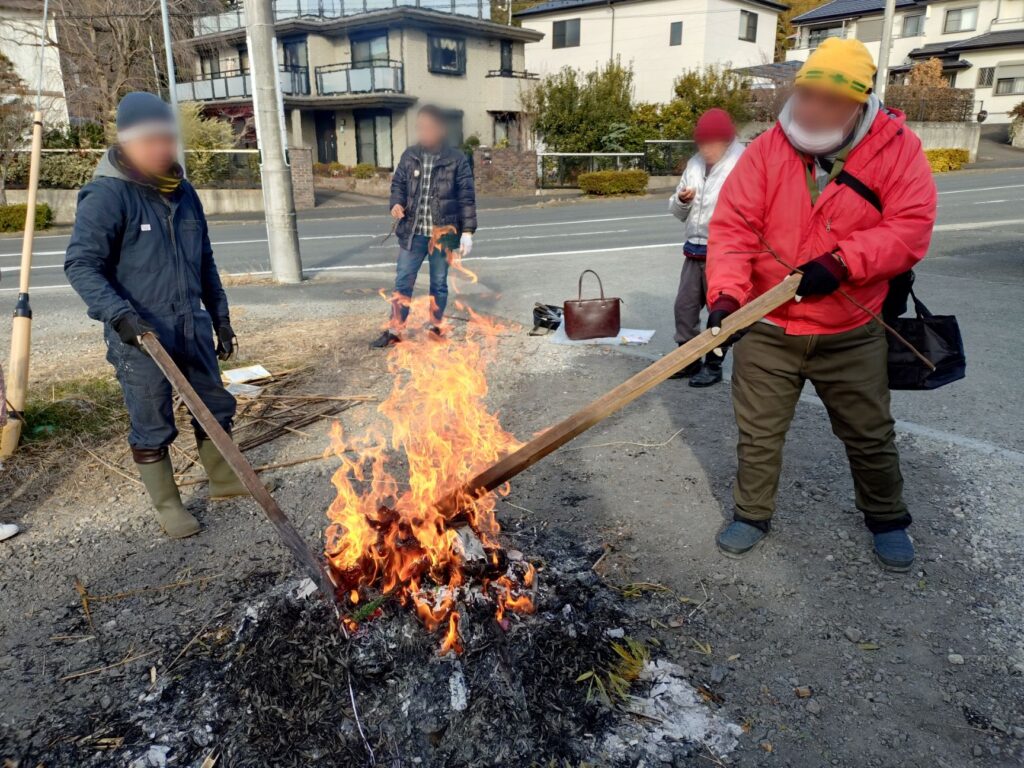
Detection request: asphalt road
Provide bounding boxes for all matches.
[2,166,1023,453]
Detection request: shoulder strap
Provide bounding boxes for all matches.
[835,169,883,213]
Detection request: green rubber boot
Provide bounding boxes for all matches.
[198,439,249,500]
[136,454,200,539]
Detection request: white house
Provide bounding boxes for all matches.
[515,0,786,104]
[0,0,69,126]
[786,0,1024,122]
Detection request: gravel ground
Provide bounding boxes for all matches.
[1,291,1022,766]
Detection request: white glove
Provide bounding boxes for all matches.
[459,233,473,257]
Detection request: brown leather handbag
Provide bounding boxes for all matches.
[563,269,622,340]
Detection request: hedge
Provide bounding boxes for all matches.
[578,169,649,196]
[0,203,53,232]
[6,152,100,189]
[925,148,969,173]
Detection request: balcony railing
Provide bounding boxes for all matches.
[195,0,490,35]
[486,69,539,79]
[315,60,404,95]
[176,65,310,102]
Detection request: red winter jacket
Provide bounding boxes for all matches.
[707,107,937,335]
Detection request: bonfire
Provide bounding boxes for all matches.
[325,237,536,653]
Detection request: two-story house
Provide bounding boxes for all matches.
[786,0,1024,122]
[515,0,786,104]
[176,1,544,167]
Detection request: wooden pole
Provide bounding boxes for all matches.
[449,274,801,505]
[139,333,343,617]
[0,110,44,458]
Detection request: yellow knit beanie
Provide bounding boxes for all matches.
[795,37,877,103]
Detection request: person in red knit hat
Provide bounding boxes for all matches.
[667,107,743,387]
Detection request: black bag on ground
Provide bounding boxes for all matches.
[530,303,562,335]
[886,284,966,391]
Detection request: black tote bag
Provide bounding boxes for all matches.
[886,288,966,391]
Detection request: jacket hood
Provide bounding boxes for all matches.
[93,148,132,182]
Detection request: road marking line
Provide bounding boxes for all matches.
[367,228,632,249]
[799,392,1024,462]
[937,183,1024,195]
[933,218,1024,231]
[222,241,683,278]
[0,284,74,294]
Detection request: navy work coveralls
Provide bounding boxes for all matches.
[64,150,235,450]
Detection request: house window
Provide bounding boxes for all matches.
[977,67,995,87]
[237,46,249,74]
[500,39,513,74]
[351,31,389,66]
[807,25,842,48]
[943,6,977,33]
[739,10,758,42]
[995,77,1024,95]
[199,53,221,78]
[553,18,580,49]
[856,18,883,43]
[901,13,924,37]
[669,21,683,46]
[493,112,519,148]
[282,37,308,70]
[355,109,393,168]
[428,34,466,75]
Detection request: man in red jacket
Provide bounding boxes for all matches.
[706,38,937,571]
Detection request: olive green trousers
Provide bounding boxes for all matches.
[730,321,911,532]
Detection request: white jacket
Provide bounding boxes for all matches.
[667,140,744,246]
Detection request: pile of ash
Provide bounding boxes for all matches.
[19,532,741,767]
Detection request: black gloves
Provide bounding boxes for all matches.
[215,320,237,361]
[796,253,846,300]
[113,312,155,348]
[706,295,742,357]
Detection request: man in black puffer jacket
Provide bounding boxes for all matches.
[65,92,249,540]
[371,104,477,347]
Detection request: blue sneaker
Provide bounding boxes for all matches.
[716,521,767,558]
[873,529,915,572]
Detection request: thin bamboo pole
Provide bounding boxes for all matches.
[0,109,44,458]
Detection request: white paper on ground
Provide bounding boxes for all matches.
[222,364,272,384]
[225,382,264,397]
[549,324,655,346]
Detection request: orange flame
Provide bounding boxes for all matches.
[325,232,534,652]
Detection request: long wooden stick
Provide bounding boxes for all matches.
[0,110,44,458]
[449,274,801,505]
[140,333,342,618]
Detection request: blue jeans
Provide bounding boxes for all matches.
[105,313,236,450]
[391,234,449,328]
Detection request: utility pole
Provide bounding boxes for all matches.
[245,0,303,283]
[875,0,897,103]
[159,0,187,173]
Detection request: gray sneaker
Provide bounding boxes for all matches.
[716,521,767,558]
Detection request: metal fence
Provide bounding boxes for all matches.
[4,149,263,190]
[537,142,696,189]
[537,153,643,189]
[315,61,404,95]
[885,86,975,122]
[175,66,310,103]
[643,140,695,177]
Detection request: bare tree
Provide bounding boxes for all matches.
[0,53,31,206]
[1,0,215,124]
